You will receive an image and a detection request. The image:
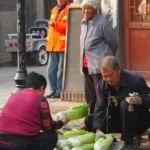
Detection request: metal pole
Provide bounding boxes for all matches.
[108,94,150,99]
[13,0,27,93]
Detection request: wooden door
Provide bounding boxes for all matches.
[123,0,150,78]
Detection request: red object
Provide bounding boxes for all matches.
[0,89,63,136]
[83,54,88,68]
[40,98,63,130]
[37,31,44,38]
[141,3,146,14]
[9,43,13,47]
[80,125,87,130]
[14,43,18,48]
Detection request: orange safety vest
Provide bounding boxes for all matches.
[46,2,70,52]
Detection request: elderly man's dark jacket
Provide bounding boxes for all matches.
[93,70,150,131]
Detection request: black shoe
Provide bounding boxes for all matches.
[51,93,60,98]
[120,143,136,150]
[45,93,55,98]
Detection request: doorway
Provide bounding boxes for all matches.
[123,0,150,78]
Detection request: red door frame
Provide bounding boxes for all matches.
[123,0,150,78]
[123,0,130,70]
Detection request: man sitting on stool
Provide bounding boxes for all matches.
[85,56,150,150]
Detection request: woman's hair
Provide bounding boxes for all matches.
[26,72,47,89]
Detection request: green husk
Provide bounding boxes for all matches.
[70,103,89,110]
[58,126,71,135]
[56,103,89,121]
[66,103,89,120]
[58,129,87,140]
[94,134,114,150]
[72,143,94,150]
[67,132,96,147]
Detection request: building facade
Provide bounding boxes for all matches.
[0,0,17,53]
[1,0,150,78]
[0,0,46,53]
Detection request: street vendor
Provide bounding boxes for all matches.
[0,72,69,150]
[85,56,150,150]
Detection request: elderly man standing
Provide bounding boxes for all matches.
[85,56,150,150]
[46,0,70,98]
[80,0,118,114]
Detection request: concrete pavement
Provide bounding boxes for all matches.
[0,51,11,66]
[49,99,150,150]
[0,65,50,109]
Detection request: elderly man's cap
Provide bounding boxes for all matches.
[81,0,99,9]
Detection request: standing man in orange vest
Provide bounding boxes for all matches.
[46,0,70,98]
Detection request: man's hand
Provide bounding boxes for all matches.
[62,113,70,125]
[126,92,142,105]
[61,126,72,131]
[56,130,63,135]
[95,130,106,142]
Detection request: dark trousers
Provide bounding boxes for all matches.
[85,100,150,142]
[83,68,102,114]
[0,130,57,150]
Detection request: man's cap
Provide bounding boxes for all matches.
[81,0,99,9]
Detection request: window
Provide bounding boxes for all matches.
[130,0,150,22]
